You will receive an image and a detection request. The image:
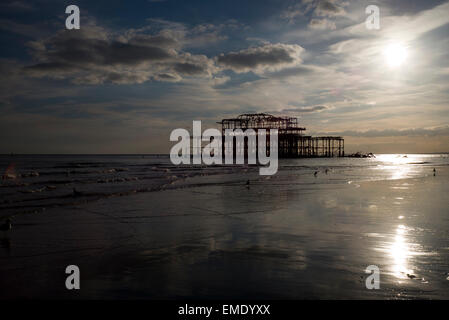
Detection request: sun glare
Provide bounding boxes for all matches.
[384,44,408,68]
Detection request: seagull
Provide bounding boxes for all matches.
[0,218,12,232]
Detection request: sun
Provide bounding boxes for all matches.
[384,44,408,68]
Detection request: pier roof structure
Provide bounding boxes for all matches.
[218,113,344,158]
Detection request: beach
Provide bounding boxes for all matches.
[1,154,449,299]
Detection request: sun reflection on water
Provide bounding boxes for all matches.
[390,224,414,279]
[375,154,422,180]
[377,154,412,165]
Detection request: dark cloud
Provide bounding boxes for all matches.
[268,66,314,79]
[316,0,344,16]
[173,62,208,75]
[27,29,173,68]
[25,62,78,72]
[216,43,304,73]
[153,73,182,82]
[127,34,180,49]
[23,25,216,84]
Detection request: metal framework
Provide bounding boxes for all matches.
[217,113,344,158]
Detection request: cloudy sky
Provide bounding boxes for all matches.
[1,0,448,153]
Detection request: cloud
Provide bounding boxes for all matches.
[153,72,182,82]
[211,76,231,86]
[308,18,336,30]
[23,23,306,84]
[216,43,305,73]
[126,33,180,49]
[315,0,345,17]
[19,18,250,85]
[266,66,314,79]
[172,54,216,76]
[281,0,346,23]
[186,23,231,48]
[23,23,218,84]
[141,18,236,48]
[282,105,333,113]
[31,36,173,66]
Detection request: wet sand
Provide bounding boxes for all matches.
[1,166,448,299]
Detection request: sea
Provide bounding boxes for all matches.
[1,154,448,219]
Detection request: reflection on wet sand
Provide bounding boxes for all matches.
[390,225,414,280]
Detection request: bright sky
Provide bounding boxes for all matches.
[1,0,448,153]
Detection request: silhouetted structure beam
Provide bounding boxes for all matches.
[217,113,344,158]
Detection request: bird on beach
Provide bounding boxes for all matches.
[0,218,12,232]
[314,171,318,177]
